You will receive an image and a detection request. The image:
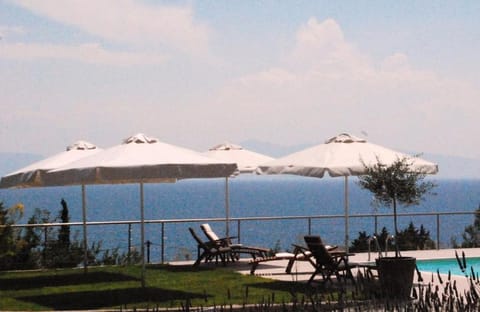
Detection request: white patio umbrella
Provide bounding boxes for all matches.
[44,133,237,287]
[0,140,102,273]
[256,133,438,250]
[204,142,275,237]
[0,140,101,188]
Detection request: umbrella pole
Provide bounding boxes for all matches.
[140,182,145,288]
[225,177,230,238]
[82,184,88,274]
[344,176,349,252]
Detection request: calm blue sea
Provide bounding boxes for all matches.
[0,176,479,262]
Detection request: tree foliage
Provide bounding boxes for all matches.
[460,205,480,248]
[350,223,435,253]
[358,157,436,236]
[58,198,70,249]
[358,157,436,208]
[357,156,436,256]
[396,222,435,250]
[0,199,131,270]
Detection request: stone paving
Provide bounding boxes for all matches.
[231,248,480,294]
[173,247,480,295]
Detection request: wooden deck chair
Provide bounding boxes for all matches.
[200,223,238,247]
[304,235,355,285]
[284,242,341,273]
[250,246,315,275]
[249,242,338,275]
[200,223,270,260]
[189,227,231,266]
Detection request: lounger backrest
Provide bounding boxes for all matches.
[201,223,220,241]
[189,227,210,250]
[304,235,333,265]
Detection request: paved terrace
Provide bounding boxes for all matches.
[238,248,480,293]
[174,248,480,295]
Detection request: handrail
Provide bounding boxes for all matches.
[367,236,375,261]
[367,235,383,261]
[385,235,395,257]
[2,210,477,262]
[3,210,474,228]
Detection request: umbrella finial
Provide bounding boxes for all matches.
[325,133,367,144]
[124,133,159,144]
[67,141,98,151]
[209,142,243,151]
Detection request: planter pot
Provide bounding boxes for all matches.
[376,256,416,300]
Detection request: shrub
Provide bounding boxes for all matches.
[460,205,480,248]
[350,223,435,252]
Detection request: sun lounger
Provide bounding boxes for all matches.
[200,223,270,260]
[200,223,240,247]
[249,244,317,275]
[285,243,342,272]
[249,252,298,275]
[189,227,232,266]
[304,235,355,285]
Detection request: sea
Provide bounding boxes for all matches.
[0,176,479,262]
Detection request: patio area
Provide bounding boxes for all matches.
[174,248,480,294]
[245,248,480,293]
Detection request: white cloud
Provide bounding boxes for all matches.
[288,18,372,76]
[0,25,26,38]
[0,42,167,65]
[381,53,411,72]
[238,68,297,85]
[1,10,479,160]
[12,0,210,55]
[201,18,480,158]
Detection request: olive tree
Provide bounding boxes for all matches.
[357,157,436,256]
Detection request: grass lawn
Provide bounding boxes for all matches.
[0,263,310,311]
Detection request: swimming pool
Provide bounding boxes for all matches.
[416,257,480,276]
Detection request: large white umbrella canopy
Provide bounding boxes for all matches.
[46,134,237,185]
[205,142,274,173]
[45,133,238,286]
[0,140,102,273]
[204,142,275,237]
[0,140,101,188]
[257,133,439,249]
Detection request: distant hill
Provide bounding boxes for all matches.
[0,152,43,176]
[240,139,313,158]
[422,153,480,179]
[240,140,480,180]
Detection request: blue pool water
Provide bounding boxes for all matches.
[416,257,480,277]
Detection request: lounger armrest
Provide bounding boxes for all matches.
[204,240,218,249]
[352,261,377,269]
[291,244,308,251]
[212,236,238,247]
[329,251,354,263]
[325,245,338,251]
[216,236,237,243]
[219,236,237,240]
[290,244,312,259]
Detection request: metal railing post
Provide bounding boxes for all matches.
[161,222,165,264]
[146,240,151,263]
[128,223,132,264]
[43,225,47,265]
[308,217,312,235]
[436,214,440,250]
[237,220,241,243]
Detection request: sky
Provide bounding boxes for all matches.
[1,0,479,160]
